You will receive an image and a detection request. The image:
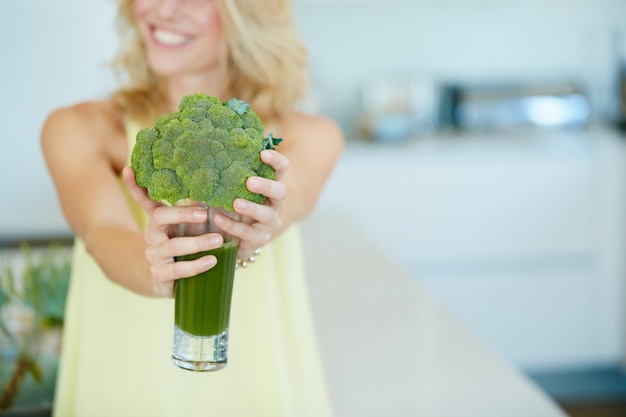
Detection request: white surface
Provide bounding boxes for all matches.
[0,0,118,241]
[302,213,568,417]
[313,128,626,370]
[2,0,625,243]
[294,0,626,128]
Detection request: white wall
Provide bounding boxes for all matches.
[0,0,118,240]
[294,0,626,132]
[2,0,625,240]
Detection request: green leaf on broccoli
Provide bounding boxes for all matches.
[262,133,283,150]
[225,98,251,116]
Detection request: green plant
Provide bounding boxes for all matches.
[18,244,70,328]
[0,242,71,410]
[131,93,282,211]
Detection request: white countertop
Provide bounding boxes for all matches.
[301,213,568,417]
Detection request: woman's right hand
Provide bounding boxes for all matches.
[122,166,224,298]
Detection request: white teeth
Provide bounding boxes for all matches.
[153,29,188,46]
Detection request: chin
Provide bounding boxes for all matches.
[146,55,187,78]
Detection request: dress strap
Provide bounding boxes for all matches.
[121,117,149,229]
[124,118,143,165]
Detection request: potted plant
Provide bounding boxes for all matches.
[0,243,71,412]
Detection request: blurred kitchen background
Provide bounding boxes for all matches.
[2,0,626,415]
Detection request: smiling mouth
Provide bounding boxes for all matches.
[152,28,192,47]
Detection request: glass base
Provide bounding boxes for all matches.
[172,326,228,372]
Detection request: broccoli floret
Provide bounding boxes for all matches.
[131,93,282,211]
[148,169,186,203]
[130,128,158,186]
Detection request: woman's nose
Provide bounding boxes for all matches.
[155,0,184,18]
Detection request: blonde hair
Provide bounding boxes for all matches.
[111,0,308,125]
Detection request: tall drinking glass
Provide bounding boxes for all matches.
[171,204,240,372]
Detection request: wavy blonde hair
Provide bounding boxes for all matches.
[111,0,308,125]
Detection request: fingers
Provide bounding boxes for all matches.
[233,198,281,228]
[220,175,285,248]
[260,150,289,181]
[151,254,218,284]
[215,212,273,251]
[145,233,223,265]
[151,205,209,229]
[122,166,159,213]
[150,254,218,298]
[144,204,210,244]
[146,233,224,297]
[212,155,288,256]
[246,176,287,203]
[135,149,289,297]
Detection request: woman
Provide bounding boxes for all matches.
[41,0,344,415]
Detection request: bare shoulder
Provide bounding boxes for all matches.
[273,112,344,218]
[281,111,344,141]
[278,111,345,156]
[42,100,127,171]
[42,100,123,143]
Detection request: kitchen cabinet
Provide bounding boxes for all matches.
[314,127,626,371]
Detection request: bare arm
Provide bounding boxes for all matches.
[41,103,222,297]
[277,114,344,223]
[43,103,342,296]
[215,113,345,255]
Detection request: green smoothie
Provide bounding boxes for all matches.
[174,241,238,337]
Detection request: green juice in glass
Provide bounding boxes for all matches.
[170,205,240,372]
[174,241,238,337]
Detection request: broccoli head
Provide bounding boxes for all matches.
[130,93,282,211]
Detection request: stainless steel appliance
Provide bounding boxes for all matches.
[439,82,590,131]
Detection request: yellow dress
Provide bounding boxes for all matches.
[53,120,333,417]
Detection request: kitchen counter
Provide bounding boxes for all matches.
[301,212,568,417]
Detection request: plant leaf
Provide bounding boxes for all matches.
[225,98,250,116]
[25,356,44,384]
[262,133,283,150]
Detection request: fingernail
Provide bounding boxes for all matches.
[236,199,249,210]
[261,150,272,161]
[209,235,222,246]
[193,209,207,220]
[201,256,217,267]
[248,178,261,191]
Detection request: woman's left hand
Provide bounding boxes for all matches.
[214,149,289,261]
